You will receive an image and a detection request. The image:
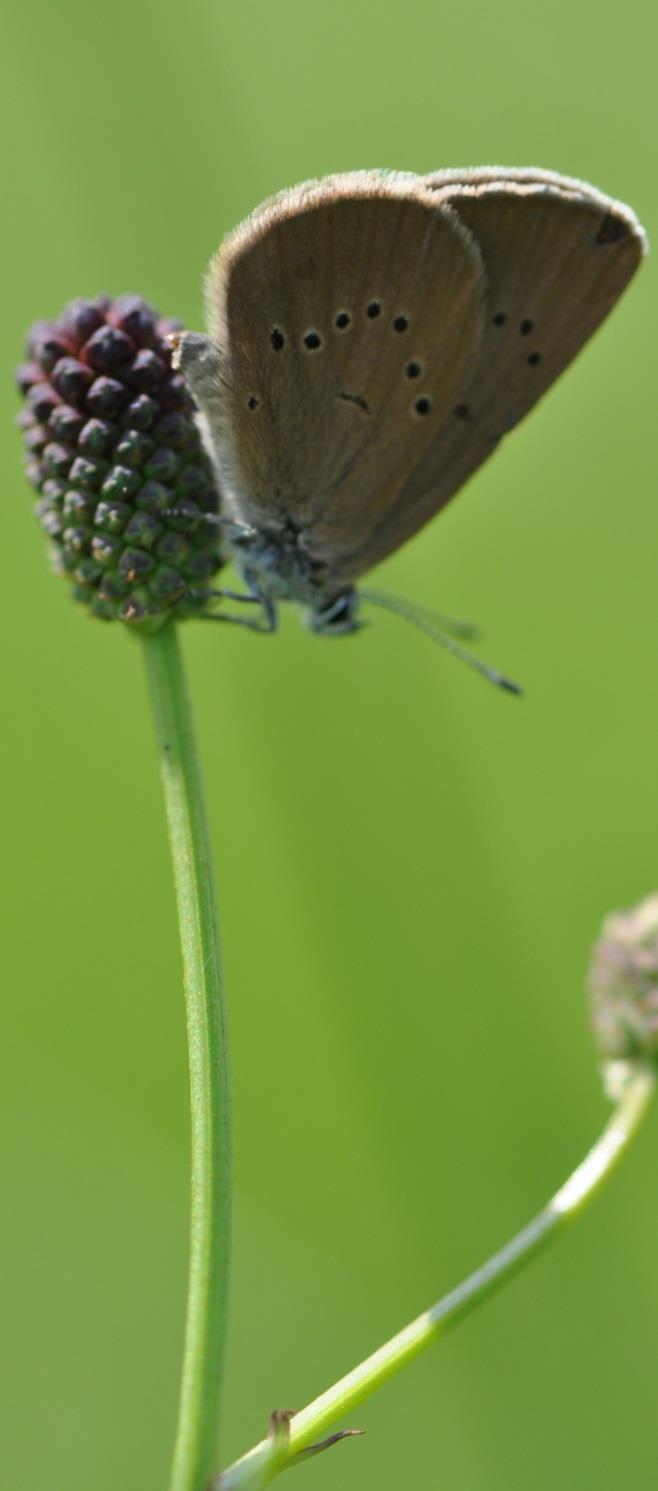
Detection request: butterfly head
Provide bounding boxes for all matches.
[226,520,360,636]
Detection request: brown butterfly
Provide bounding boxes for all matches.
[174,167,645,657]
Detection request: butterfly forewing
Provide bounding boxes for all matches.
[206,174,486,562]
[342,169,645,576]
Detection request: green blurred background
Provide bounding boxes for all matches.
[1,0,656,1487]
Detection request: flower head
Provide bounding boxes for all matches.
[16,294,222,626]
[589,893,658,1063]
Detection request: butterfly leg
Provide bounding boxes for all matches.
[200,587,278,634]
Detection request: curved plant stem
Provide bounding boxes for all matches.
[217,1062,654,1490]
[143,622,231,1491]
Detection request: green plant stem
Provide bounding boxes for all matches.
[218,1062,654,1490]
[143,622,231,1491]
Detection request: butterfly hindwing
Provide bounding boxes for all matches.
[344,168,645,576]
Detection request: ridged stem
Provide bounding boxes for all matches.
[143,622,231,1491]
[217,1063,654,1489]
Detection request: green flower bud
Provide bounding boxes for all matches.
[589,893,658,1064]
[16,294,222,626]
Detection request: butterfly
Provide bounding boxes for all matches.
[173,167,645,648]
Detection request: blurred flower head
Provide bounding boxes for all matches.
[15,294,222,626]
[589,893,658,1063]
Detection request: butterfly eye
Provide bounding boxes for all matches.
[247,396,259,410]
[309,591,358,634]
[520,319,534,335]
[393,315,408,333]
[414,397,432,417]
[334,311,351,330]
[270,328,285,351]
[366,300,382,319]
[527,352,541,366]
[303,331,323,351]
[405,361,422,380]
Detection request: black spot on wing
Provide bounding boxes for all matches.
[596,211,629,245]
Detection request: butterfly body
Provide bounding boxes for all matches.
[174,168,646,635]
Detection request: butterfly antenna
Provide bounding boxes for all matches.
[361,587,479,641]
[360,588,522,696]
[162,506,258,542]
